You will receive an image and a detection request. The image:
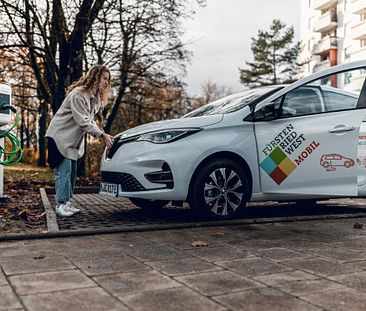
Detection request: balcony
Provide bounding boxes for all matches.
[313,59,331,73]
[313,36,337,55]
[352,0,366,15]
[351,47,366,61]
[352,20,366,40]
[313,10,337,33]
[312,0,337,11]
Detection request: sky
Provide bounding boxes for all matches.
[182,0,301,96]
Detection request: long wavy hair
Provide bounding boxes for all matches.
[67,65,111,106]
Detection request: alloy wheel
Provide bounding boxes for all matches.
[203,167,244,217]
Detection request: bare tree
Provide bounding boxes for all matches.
[0,0,106,165]
[0,0,201,171]
[85,0,190,134]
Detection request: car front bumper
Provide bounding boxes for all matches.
[100,139,204,201]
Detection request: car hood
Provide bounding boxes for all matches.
[117,114,224,139]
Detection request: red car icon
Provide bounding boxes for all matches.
[320,154,355,171]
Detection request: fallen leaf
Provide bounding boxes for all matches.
[354,223,363,229]
[33,255,45,260]
[191,240,208,247]
[214,231,225,236]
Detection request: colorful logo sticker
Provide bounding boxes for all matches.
[260,146,297,185]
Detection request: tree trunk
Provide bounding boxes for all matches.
[37,100,48,166]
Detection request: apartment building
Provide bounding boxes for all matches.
[300,0,366,91]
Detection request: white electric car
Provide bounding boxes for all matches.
[100,60,366,219]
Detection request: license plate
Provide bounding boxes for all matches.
[100,182,118,197]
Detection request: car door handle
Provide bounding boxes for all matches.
[328,125,356,134]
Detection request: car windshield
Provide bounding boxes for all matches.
[183,86,281,118]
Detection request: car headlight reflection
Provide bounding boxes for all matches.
[136,128,202,144]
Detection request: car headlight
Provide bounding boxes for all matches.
[136,128,202,144]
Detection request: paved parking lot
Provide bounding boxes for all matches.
[1,216,366,310]
[46,192,366,233]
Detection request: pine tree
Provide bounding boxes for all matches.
[239,19,301,88]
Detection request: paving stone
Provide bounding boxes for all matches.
[0,268,7,286]
[347,260,366,270]
[282,240,329,251]
[274,279,344,296]
[282,258,362,277]
[120,286,225,311]
[253,270,319,286]
[216,257,291,276]
[70,255,149,276]
[0,285,23,309]
[301,287,366,310]
[20,287,127,311]
[174,270,263,296]
[121,242,189,261]
[304,247,366,263]
[1,255,75,276]
[328,240,366,252]
[146,257,221,276]
[63,247,129,260]
[329,270,366,292]
[9,270,96,295]
[251,247,312,262]
[93,269,180,296]
[213,287,321,311]
[0,245,39,259]
[0,241,58,259]
[186,246,252,262]
[221,238,272,251]
[150,231,227,250]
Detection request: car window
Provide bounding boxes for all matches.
[278,67,366,119]
[323,90,358,111]
[281,87,323,117]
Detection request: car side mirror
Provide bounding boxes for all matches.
[256,102,279,121]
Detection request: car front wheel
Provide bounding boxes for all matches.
[189,158,250,219]
[129,198,169,210]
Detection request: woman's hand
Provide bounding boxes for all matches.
[102,132,113,149]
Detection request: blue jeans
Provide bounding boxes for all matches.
[54,158,77,205]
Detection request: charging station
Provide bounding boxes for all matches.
[0,84,22,198]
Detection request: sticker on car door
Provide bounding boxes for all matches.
[260,123,320,185]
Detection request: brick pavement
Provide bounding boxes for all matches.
[1,217,366,310]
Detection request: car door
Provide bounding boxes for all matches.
[253,66,366,198]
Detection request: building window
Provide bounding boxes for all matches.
[309,0,311,8]
[344,0,348,11]
[361,40,366,47]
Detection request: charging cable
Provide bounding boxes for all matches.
[0,104,22,165]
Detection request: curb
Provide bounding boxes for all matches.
[39,188,59,232]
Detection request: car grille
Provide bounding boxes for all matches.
[101,171,145,192]
[106,136,136,159]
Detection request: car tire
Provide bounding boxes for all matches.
[129,198,169,210]
[189,158,250,220]
[344,160,354,168]
[322,161,330,168]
